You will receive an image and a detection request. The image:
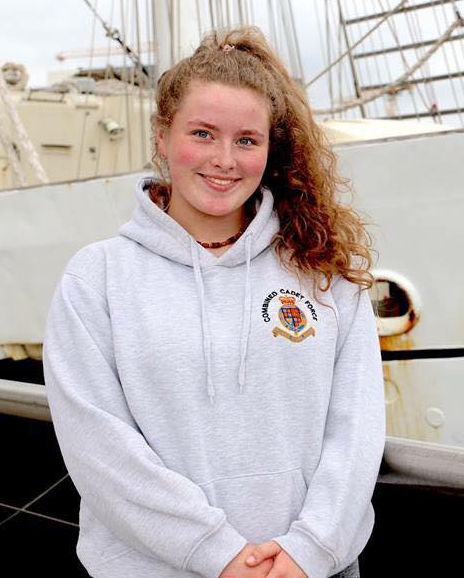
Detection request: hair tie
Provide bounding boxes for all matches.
[222,44,235,52]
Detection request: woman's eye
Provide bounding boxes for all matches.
[238,137,253,146]
[194,130,210,139]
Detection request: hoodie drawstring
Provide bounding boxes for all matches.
[190,238,215,404]
[238,234,253,393]
[190,234,253,403]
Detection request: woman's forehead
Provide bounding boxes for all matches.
[174,81,271,127]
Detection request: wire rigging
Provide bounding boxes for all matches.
[81,0,150,78]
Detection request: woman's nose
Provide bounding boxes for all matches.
[211,143,237,172]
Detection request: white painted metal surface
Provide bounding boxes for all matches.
[0,171,148,344]
[0,379,50,421]
[381,435,464,489]
[383,358,464,447]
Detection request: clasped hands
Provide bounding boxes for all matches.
[219,541,307,578]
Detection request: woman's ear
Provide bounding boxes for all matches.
[157,126,168,158]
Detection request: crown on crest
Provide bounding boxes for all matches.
[279,296,296,306]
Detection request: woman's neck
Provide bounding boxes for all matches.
[167,204,246,247]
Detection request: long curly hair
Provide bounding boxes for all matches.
[151,26,374,290]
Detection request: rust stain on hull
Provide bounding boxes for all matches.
[380,331,415,351]
[383,359,441,445]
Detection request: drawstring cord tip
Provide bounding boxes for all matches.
[238,366,245,393]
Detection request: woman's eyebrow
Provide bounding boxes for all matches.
[187,120,217,129]
[239,129,266,138]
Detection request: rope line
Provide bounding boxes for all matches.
[81,0,150,77]
[0,70,48,184]
[0,473,73,527]
[0,109,27,187]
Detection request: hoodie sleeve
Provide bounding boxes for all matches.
[273,278,385,578]
[43,271,247,578]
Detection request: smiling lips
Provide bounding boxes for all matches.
[199,173,241,190]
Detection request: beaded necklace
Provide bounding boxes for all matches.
[196,223,248,249]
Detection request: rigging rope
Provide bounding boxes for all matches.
[95,0,116,176]
[360,0,382,116]
[81,0,150,78]
[288,0,304,78]
[146,0,156,120]
[314,0,332,108]
[404,1,435,112]
[0,69,48,185]
[0,108,27,187]
[338,0,367,117]
[335,1,345,116]
[439,0,464,121]
[134,0,148,168]
[118,0,133,170]
[380,0,422,120]
[76,0,99,180]
[332,0,351,117]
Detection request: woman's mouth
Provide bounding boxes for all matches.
[199,174,240,190]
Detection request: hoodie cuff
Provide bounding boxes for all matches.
[184,520,247,578]
[273,528,336,578]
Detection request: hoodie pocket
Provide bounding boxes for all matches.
[200,467,307,543]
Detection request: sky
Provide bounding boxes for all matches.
[1,0,102,87]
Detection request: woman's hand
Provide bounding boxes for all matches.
[219,543,275,578]
[245,541,307,578]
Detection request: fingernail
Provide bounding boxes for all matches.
[246,555,256,564]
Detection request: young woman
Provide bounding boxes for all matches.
[43,26,385,578]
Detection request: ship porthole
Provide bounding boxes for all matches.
[369,269,421,336]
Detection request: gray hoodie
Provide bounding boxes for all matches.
[43,176,385,578]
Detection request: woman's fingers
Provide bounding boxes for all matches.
[245,541,283,566]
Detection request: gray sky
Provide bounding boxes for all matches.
[1,0,102,87]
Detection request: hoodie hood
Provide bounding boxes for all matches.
[119,176,280,269]
[119,176,280,403]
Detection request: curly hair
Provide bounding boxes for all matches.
[151,26,374,290]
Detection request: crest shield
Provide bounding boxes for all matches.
[278,296,307,333]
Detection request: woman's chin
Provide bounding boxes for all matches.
[196,202,243,220]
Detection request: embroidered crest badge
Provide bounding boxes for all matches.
[272,296,316,342]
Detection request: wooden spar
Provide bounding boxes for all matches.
[345,0,459,25]
[353,33,464,59]
[361,70,464,91]
[382,107,464,119]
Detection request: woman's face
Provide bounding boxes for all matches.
[157,81,270,231]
